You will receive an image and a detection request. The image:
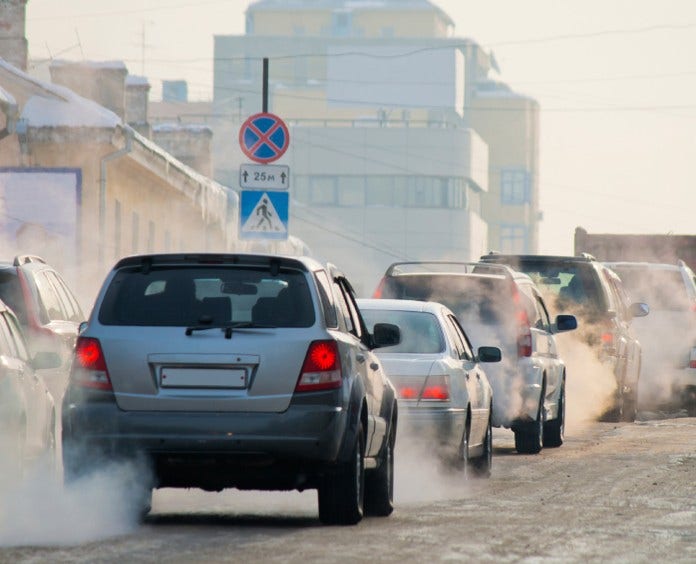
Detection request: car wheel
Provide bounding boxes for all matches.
[453,419,470,477]
[471,411,493,478]
[514,391,544,454]
[364,416,395,517]
[544,383,565,448]
[318,423,365,525]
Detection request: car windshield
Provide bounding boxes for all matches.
[381,274,514,326]
[99,266,315,327]
[609,267,691,311]
[361,309,444,354]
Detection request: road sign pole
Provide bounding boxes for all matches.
[262,58,268,113]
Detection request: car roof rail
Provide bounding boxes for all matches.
[13,254,47,266]
[576,252,596,261]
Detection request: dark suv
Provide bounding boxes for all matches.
[480,253,648,422]
[0,255,84,399]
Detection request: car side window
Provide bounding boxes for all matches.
[33,271,66,322]
[0,314,15,357]
[314,270,338,328]
[332,277,363,340]
[446,314,474,361]
[4,312,29,361]
[49,271,83,322]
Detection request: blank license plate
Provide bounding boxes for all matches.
[160,368,247,389]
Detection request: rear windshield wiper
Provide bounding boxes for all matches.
[185,321,276,339]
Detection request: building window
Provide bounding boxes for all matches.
[500,169,530,205]
[332,11,352,37]
[132,211,139,253]
[114,200,121,259]
[310,176,338,205]
[500,224,528,253]
[147,220,155,252]
[366,176,395,206]
[381,27,395,38]
[337,176,365,206]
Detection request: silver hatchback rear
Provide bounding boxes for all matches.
[62,253,399,525]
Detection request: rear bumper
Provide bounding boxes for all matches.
[397,405,466,454]
[62,389,354,490]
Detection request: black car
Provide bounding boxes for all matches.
[480,253,648,421]
[62,253,400,525]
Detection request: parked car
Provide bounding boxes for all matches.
[0,299,61,479]
[604,260,696,415]
[480,253,649,422]
[62,253,400,525]
[0,255,84,401]
[358,298,500,474]
[372,262,577,453]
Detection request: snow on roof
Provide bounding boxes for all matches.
[0,84,17,108]
[126,74,150,86]
[152,122,212,134]
[50,59,127,71]
[0,57,121,127]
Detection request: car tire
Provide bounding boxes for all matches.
[364,417,395,517]
[543,383,565,448]
[471,411,493,478]
[514,390,544,454]
[318,423,365,525]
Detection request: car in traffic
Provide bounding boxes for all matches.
[0,255,84,401]
[0,299,60,480]
[358,298,500,475]
[62,253,400,525]
[604,260,696,415]
[372,262,577,454]
[480,253,649,422]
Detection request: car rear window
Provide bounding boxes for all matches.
[381,274,514,326]
[362,309,444,354]
[610,267,690,311]
[511,261,606,313]
[98,266,315,327]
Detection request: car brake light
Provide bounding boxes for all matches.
[689,347,696,369]
[396,383,419,399]
[72,337,112,391]
[372,278,386,298]
[295,340,342,392]
[420,375,450,401]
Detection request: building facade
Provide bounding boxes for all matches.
[214,0,501,292]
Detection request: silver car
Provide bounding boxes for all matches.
[358,299,500,476]
[605,260,696,414]
[62,253,400,525]
[0,300,59,479]
[373,262,577,454]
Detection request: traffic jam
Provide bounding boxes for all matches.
[1,1,696,561]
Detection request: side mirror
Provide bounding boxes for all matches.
[630,302,649,318]
[32,351,62,371]
[78,321,88,334]
[372,322,401,348]
[477,346,501,363]
[554,314,577,333]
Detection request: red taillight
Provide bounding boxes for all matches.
[295,340,342,392]
[372,278,386,298]
[601,331,614,346]
[689,347,696,369]
[397,384,419,399]
[420,375,450,401]
[515,300,532,358]
[72,337,112,390]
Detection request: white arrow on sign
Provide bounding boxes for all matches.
[241,192,288,234]
[239,164,290,190]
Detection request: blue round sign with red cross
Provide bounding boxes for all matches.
[238,112,290,164]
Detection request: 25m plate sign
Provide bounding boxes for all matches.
[239,163,289,190]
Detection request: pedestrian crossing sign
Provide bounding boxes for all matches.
[239,190,289,240]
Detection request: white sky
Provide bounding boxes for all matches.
[24,0,696,255]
